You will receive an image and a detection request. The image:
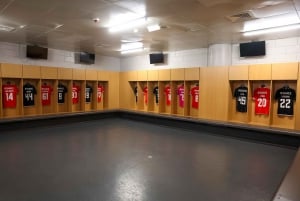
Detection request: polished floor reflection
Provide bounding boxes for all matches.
[0,118,296,201]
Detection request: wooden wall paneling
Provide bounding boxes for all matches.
[171,68,184,81]
[147,70,158,81]
[23,65,41,79]
[229,65,249,80]
[119,72,131,109]
[1,63,22,78]
[86,69,98,81]
[185,68,199,81]
[41,67,58,79]
[57,80,70,113]
[107,72,119,109]
[295,71,300,130]
[137,71,148,81]
[98,70,109,81]
[102,81,109,109]
[0,78,2,117]
[272,63,299,80]
[158,69,171,81]
[228,81,249,123]
[58,68,72,80]
[249,64,271,80]
[271,80,296,129]
[73,69,86,80]
[248,81,271,126]
[127,71,138,81]
[41,79,56,115]
[23,79,41,116]
[199,67,230,121]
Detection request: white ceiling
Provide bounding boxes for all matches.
[0,0,299,57]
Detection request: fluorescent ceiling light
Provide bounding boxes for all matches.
[243,24,300,36]
[109,17,146,33]
[121,42,143,51]
[0,24,15,32]
[147,24,160,32]
[121,48,144,54]
[243,13,300,32]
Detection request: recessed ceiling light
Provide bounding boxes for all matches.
[133,28,139,33]
[121,42,143,51]
[19,25,26,29]
[147,24,160,32]
[109,17,146,33]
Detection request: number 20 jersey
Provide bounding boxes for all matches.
[275,87,296,116]
[253,87,270,115]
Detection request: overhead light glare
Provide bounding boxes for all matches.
[121,48,144,54]
[109,17,146,33]
[147,24,160,32]
[243,24,300,36]
[0,24,15,32]
[243,13,300,32]
[121,42,143,51]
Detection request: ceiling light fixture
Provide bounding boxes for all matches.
[121,42,143,51]
[243,24,300,36]
[109,17,146,33]
[121,48,144,54]
[0,24,15,32]
[147,24,160,32]
[242,13,300,32]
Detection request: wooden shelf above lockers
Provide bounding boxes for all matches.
[185,67,199,81]
[0,63,22,78]
[229,65,249,80]
[158,69,171,81]
[249,64,271,80]
[73,69,86,80]
[86,69,98,81]
[147,70,158,81]
[22,65,41,79]
[41,67,58,79]
[171,68,184,81]
[137,70,147,81]
[58,68,73,80]
[272,63,299,80]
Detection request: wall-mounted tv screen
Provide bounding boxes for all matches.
[79,52,95,64]
[150,53,164,64]
[26,45,48,59]
[239,41,266,57]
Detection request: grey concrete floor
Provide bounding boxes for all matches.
[0,118,296,201]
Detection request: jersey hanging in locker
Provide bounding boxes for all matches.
[153,86,159,104]
[164,85,171,106]
[41,84,53,106]
[58,84,68,104]
[275,85,296,116]
[97,85,104,103]
[234,85,248,113]
[190,85,199,109]
[72,84,80,104]
[253,85,270,115]
[85,85,93,103]
[2,84,18,108]
[23,83,37,106]
[177,84,184,108]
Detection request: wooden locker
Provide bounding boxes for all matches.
[72,80,85,112]
[185,68,199,81]
[41,80,56,115]
[249,64,271,80]
[23,79,41,116]
[58,68,72,80]
[171,68,184,81]
[158,69,171,81]
[85,81,97,111]
[1,63,22,78]
[57,80,71,113]
[147,81,159,113]
[73,69,86,80]
[2,78,22,118]
[229,65,249,80]
[107,72,119,109]
[137,71,148,81]
[41,67,58,79]
[23,65,41,79]
[86,69,98,81]
[272,63,298,80]
[148,70,158,81]
[98,70,110,81]
[159,81,171,114]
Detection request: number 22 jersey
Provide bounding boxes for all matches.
[275,86,296,116]
[253,86,270,115]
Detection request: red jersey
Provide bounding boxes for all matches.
[2,84,18,108]
[72,85,80,104]
[143,86,148,104]
[164,86,171,106]
[41,85,53,106]
[190,86,199,109]
[253,87,270,115]
[97,85,104,103]
[177,85,184,108]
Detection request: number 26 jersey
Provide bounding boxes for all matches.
[253,87,270,115]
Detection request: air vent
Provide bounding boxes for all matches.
[226,10,256,23]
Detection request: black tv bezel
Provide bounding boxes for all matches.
[149,53,164,64]
[239,41,266,57]
[26,45,48,60]
[79,52,95,64]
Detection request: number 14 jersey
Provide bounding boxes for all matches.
[253,87,270,115]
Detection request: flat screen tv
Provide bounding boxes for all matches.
[79,52,95,64]
[26,45,48,59]
[239,41,266,57]
[150,53,164,64]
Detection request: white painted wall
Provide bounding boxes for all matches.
[0,42,121,71]
[120,37,300,71]
[120,48,208,72]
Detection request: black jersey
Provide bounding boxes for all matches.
[85,85,93,103]
[234,86,248,113]
[23,83,37,106]
[58,84,68,104]
[134,86,138,103]
[153,86,159,104]
[275,86,296,116]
